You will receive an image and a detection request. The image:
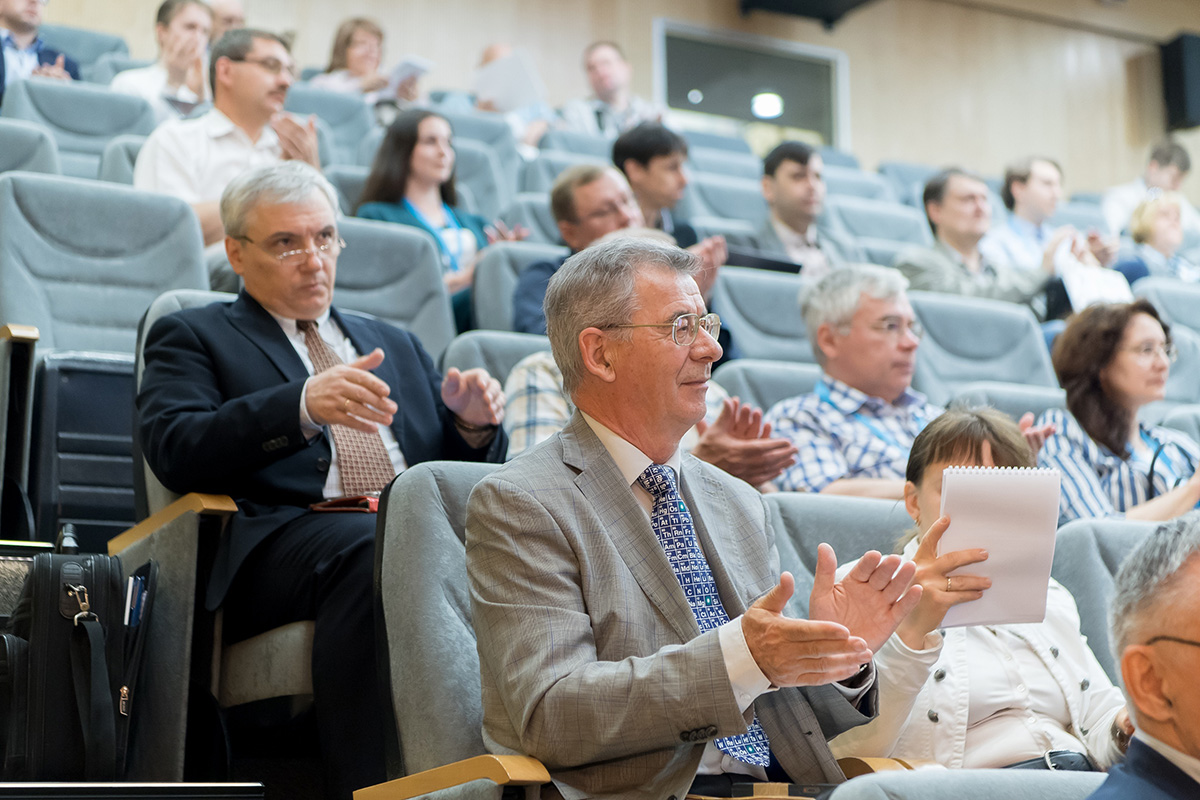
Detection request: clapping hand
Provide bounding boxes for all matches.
[690,397,797,487]
[893,517,990,649]
[808,543,921,653]
[442,367,504,428]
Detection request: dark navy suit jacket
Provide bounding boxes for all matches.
[0,42,80,105]
[1086,739,1200,800]
[137,292,506,609]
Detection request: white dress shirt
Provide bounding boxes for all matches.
[268,308,407,498]
[110,63,205,123]
[1,28,41,88]
[770,216,832,280]
[133,108,282,204]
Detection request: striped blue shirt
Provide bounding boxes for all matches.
[764,375,942,493]
[1037,408,1200,525]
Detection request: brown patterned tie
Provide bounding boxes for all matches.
[297,320,396,495]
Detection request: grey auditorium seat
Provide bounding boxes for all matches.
[97,133,145,184]
[876,161,940,208]
[324,163,368,212]
[440,331,550,382]
[0,171,206,549]
[824,165,896,202]
[819,145,860,170]
[454,137,507,221]
[1142,325,1200,425]
[0,78,156,178]
[520,149,606,194]
[334,217,456,359]
[0,118,60,175]
[88,54,154,85]
[39,23,128,78]
[284,83,376,165]
[537,128,613,158]
[709,267,813,362]
[826,769,1103,800]
[1160,403,1200,443]
[908,291,1058,407]
[1134,276,1200,334]
[712,359,822,414]
[1050,517,1156,685]
[472,240,568,332]
[951,381,1066,421]
[357,125,384,166]
[439,110,521,212]
[688,146,761,181]
[1049,201,1111,235]
[497,192,560,246]
[821,195,933,268]
[676,172,768,227]
[682,129,752,154]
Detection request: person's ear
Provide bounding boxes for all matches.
[622,160,646,189]
[1121,645,1175,725]
[226,236,246,276]
[578,327,618,382]
[557,219,583,251]
[903,481,921,524]
[761,175,776,207]
[815,322,840,363]
[926,200,944,231]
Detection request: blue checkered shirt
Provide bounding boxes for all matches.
[765,375,942,493]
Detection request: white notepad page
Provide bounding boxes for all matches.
[937,466,1062,627]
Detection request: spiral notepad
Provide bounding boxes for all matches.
[937,466,1062,627]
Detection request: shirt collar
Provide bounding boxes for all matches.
[266,305,332,338]
[0,28,41,53]
[771,214,818,249]
[1008,214,1051,243]
[203,108,280,150]
[934,238,994,273]
[580,410,682,489]
[818,373,926,415]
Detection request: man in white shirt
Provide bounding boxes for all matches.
[558,41,661,137]
[0,0,78,105]
[1086,514,1200,799]
[134,28,319,248]
[468,236,921,799]
[753,141,865,279]
[1103,138,1200,236]
[981,156,1117,271]
[111,0,212,123]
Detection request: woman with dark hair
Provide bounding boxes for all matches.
[831,407,1131,770]
[1037,299,1200,524]
[357,109,524,331]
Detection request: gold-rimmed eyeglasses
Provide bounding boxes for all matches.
[607,312,721,347]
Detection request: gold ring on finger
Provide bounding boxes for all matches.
[946,577,952,592]
[344,398,351,412]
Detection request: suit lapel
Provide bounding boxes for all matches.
[561,414,699,644]
[226,292,310,383]
[679,459,748,617]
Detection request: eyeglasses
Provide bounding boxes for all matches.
[230,56,297,78]
[1124,343,1178,364]
[608,312,721,346]
[237,234,345,267]
[578,197,637,224]
[1144,635,1200,649]
[839,316,924,340]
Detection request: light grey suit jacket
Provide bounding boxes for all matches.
[466,412,875,800]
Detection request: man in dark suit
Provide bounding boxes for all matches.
[470,238,920,799]
[0,0,79,105]
[138,161,506,799]
[1086,514,1200,800]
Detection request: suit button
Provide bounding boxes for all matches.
[316,457,330,472]
[704,726,717,738]
[927,710,939,723]
[933,668,946,681]
[679,731,692,742]
[1080,679,1090,691]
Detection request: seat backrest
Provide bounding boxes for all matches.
[324,163,369,212]
[1134,276,1200,335]
[334,217,457,360]
[376,460,502,775]
[711,359,821,413]
[97,133,145,184]
[134,289,237,517]
[909,291,1058,406]
[682,129,752,154]
[440,331,550,382]
[89,55,155,85]
[1159,403,1200,443]
[472,240,568,332]
[357,125,384,167]
[680,172,767,226]
[438,109,520,210]
[875,161,940,208]
[1164,325,1200,409]
[821,194,933,246]
[283,84,376,165]
[1050,517,1156,685]
[709,267,813,362]
[0,118,60,175]
[497,192,561,245]
[519,149,606,194]
[766,492,912,615]
[0,79,157,178]
[1049,201,1111,235]
[950,381,1066,421]
[38,24,128,73]
[0,172,207,353]
[537,128,613,158]
[826,768,1104,800]
[689,215,759,250]
[824,164,896,202]
[688,146,761,181]
[818,145,860,170]
[454,137,507,221]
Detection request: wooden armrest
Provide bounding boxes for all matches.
[353,755,550,800]
[0,325,38,344]
[837,756,921,778]
[108,492,238,555]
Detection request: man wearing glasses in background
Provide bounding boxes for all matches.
[0,0,79,105]
[1086,513,1200,799]
[764,265,1053,498]
[134,28,319,252]
[138,162,507,799]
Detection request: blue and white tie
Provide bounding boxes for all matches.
[637,463,771,768]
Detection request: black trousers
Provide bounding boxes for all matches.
[224,511,386,800]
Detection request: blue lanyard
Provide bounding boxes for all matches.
[815,380,914,453]
[402,198,464,273]
[1140,429,1182,494]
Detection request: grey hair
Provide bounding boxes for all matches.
[1110,512,1200,659]
[799,264,910,365]
[545,237,699,396]
[220,161,340,239]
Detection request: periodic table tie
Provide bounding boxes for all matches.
[637,463,771,768]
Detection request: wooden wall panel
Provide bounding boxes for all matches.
[46,0,1200,203]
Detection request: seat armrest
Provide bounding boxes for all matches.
[108,492,237,555]
[837,756,920,778]
[0,324,39,493]
[353,755,550,800]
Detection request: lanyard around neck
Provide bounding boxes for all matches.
[815,380,922,453]
[402,198,464,272]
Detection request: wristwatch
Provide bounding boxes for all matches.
[1111,719,1131,753]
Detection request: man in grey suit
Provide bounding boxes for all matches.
[467,238,921,799]
[754,141,865,279]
